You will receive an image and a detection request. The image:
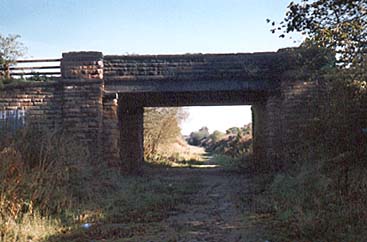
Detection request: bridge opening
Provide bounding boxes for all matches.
[117,92,267,173]
[142,105,254,169]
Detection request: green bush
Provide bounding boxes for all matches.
[211,154,242,170]
[270,151,367,240]
[209,130,225,143]
[188,127,210,146]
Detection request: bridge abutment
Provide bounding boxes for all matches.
[265,96,283,167]
[118,99,144,174]
[60,52,105,161]
[252,103,267,161]
[102,95,120,167]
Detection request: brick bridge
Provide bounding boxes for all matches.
[0,48,325,173]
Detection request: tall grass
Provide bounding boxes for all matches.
[0,126,91,241]
[0,125,202,241]
[261,148,367,241]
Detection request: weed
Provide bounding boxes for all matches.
[0,126,91,241]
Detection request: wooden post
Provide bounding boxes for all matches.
[4,63,10,79]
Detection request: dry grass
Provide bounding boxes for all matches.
[0,126,91,241]
[0,126,202,241]
[146,136,208,168]
[243,151,367,241]
[0,213,61,242]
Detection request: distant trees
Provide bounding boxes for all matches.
[187,127,210,146]
[0,34,26,79]
[209,130,225,143]
[188,124,252,158]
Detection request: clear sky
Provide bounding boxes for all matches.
[0,0,300,135]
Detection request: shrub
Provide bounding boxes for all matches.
[270,151,367,240]
[144,107,185,160]
[0,126,91,241]
[188,127,210,146]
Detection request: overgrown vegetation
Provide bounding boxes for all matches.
[0,34,52,88]
[254,1,367,240]
[187,124,253,170]
[144,107,195,166]
[0,34,26,80]
[0,126,91,241]
[0,126,200,241]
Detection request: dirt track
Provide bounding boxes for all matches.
[129,166,269,242]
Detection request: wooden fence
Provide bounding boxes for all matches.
[0,58,61,78]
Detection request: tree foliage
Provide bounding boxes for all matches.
[267,2,367,239]
[270,0,366,67]
[0,34,26,79]
[0,34,26,65]
[188,127,210,146]
[209,130,225,143]
[271,1,367,147]
[144,107,187,159]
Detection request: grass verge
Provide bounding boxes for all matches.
[240,152,367,241]
[0,127,201,242]
[46,170,201,242]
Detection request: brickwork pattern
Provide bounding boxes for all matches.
[102,95,120,166]
[61,52,103,79]
[0,82,62,129]
[103,52,285,82]
[0,50,337,172]
[0,79,104,161]
[60,79,104,159]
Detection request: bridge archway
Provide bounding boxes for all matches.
[116,91,269,173]
[58,50,326,174]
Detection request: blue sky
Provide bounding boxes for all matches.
[0,0,300,134]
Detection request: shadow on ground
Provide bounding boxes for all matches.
[45,156,275,242]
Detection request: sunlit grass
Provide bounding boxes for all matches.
[1,169,202,241]
[0,212,62,242]
[210,154,242,170]
[45,169,202,241]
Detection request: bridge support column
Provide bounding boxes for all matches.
[252,103,267,161]
[265,96,282,165]
[102,94,120,167]
[252,97,283,170]
[118,99,144,174]
[60,51,104,162]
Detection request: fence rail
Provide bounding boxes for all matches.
[0,58,61,78]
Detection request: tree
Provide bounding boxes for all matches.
[270,0,366,68]
[188,127,210,146]
[210,130,225,143]
[267,0,367,159]
[144,107,186,159]
[0,34,26,78]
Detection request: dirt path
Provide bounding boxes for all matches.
[129,167,269,242]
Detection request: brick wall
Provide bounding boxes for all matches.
[60,78,104,160]
[103,52,284,83]
[61,52,103,79]
[261,76,326,167]
[0,82,62,130]
[102,94,120,167]
[0,79,104,161]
